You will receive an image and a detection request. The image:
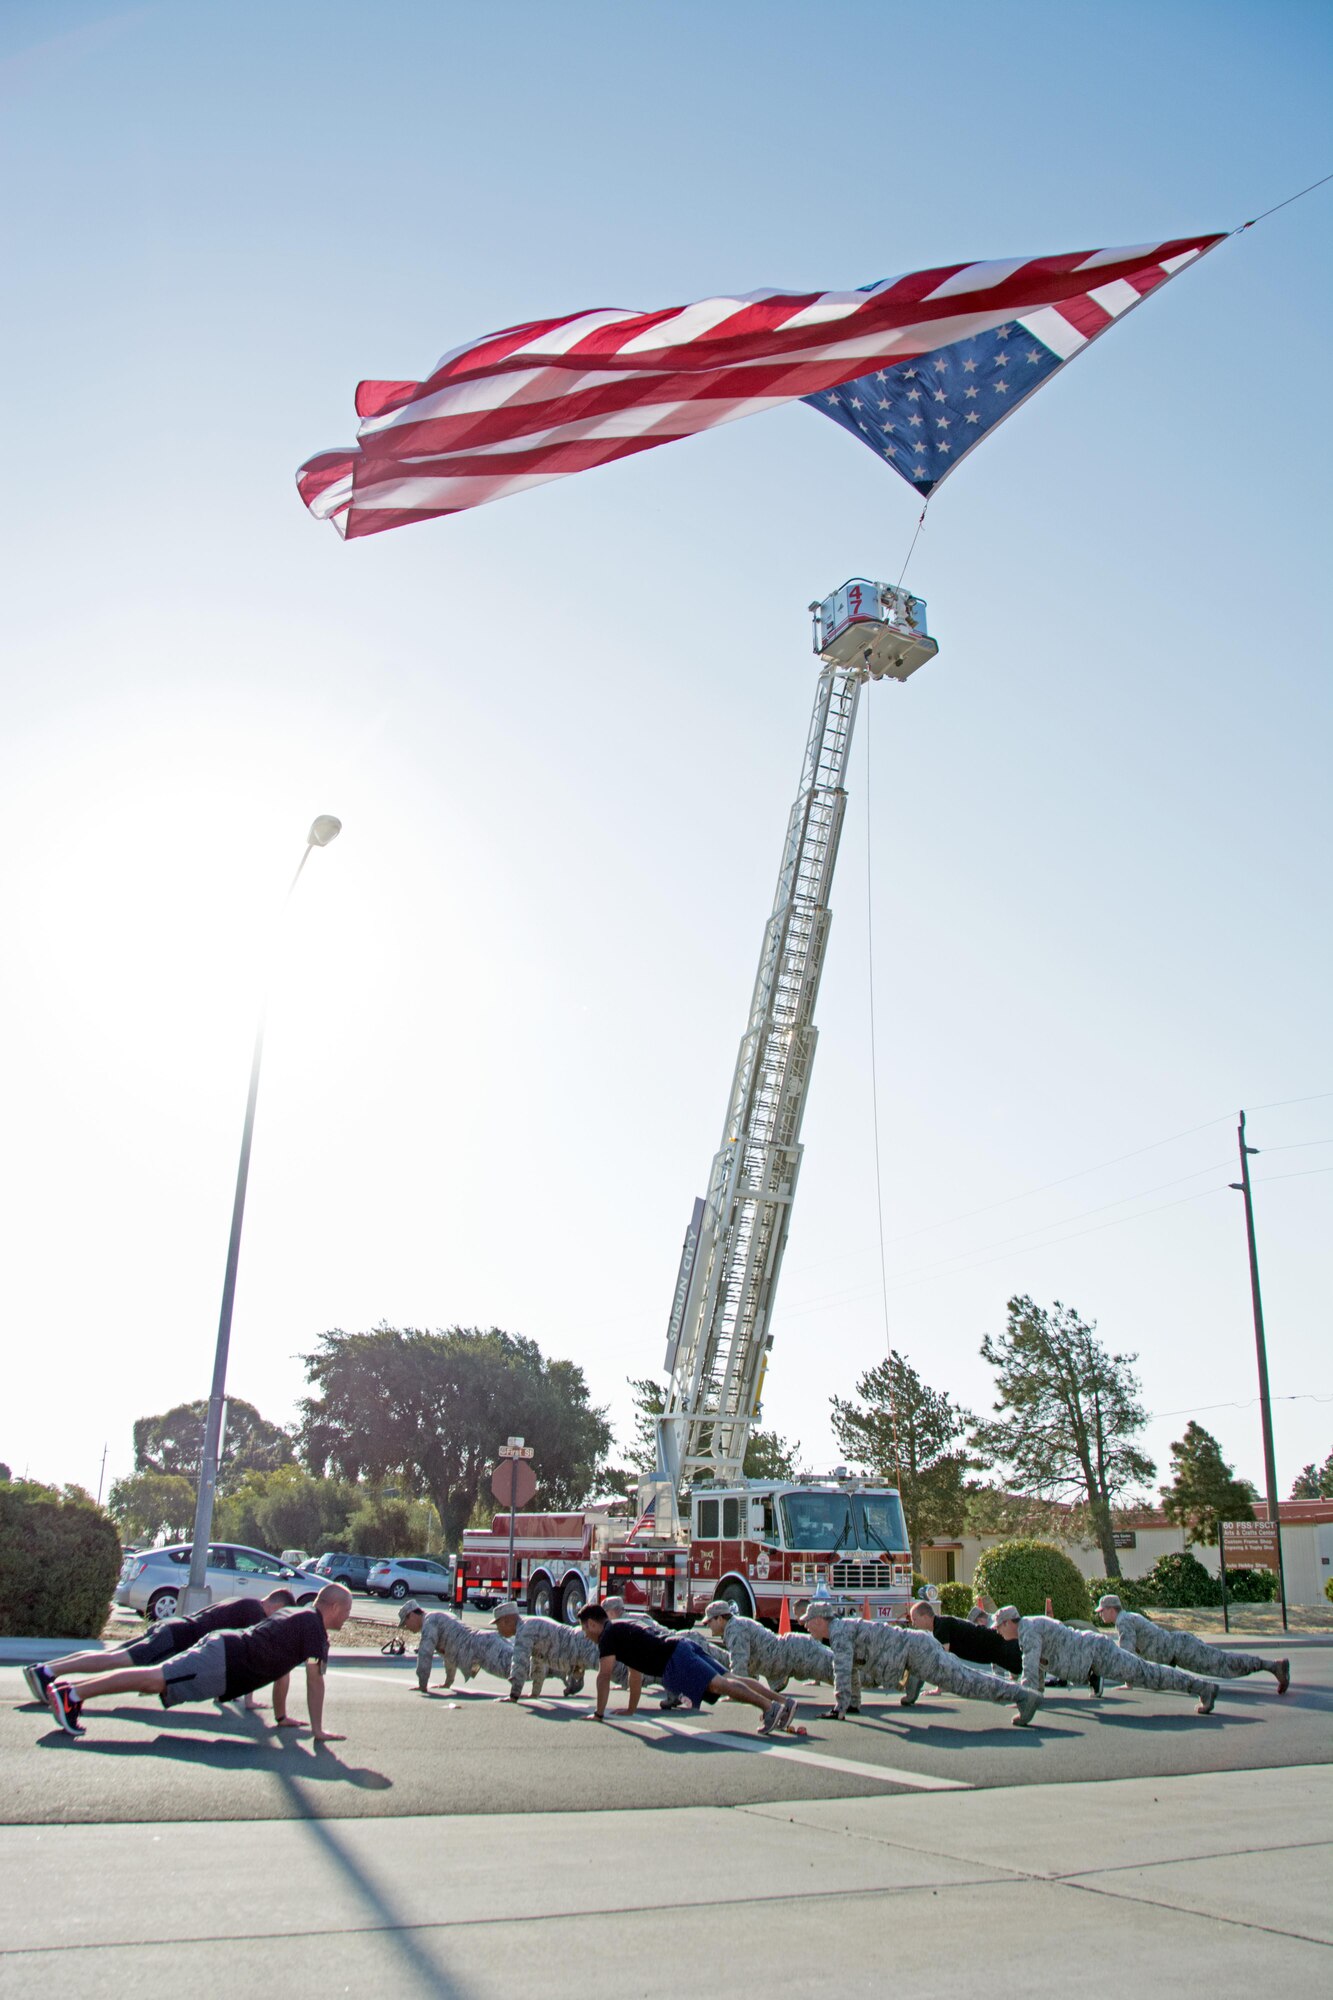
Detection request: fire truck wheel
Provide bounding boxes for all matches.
[718,1581,753,1617]
[560,1577,588,1624]
[527,1576,555,1619]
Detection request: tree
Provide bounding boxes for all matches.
[0,1463,11,1483]
[107,1471,197,1542]
[213,1467,359,1555]
[971,1295,1155,1579]
[298,1325,612,1548]
[831,1350,977,1564]
[624,1377,801,1482]
[1291,1450,1333,1499]
[625,1376,665,1475]
[742,1428,803,1480]
[132,1397,294,1493]
[1159,1422,1256,1544]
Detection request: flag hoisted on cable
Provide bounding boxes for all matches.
[296,234,1223,540]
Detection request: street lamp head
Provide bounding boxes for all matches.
[307,815,342,849]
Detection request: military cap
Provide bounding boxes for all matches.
[1096,1594,1122,1613]
[704,1599,736,1620]
[491,1600,521,1622]
[993,1605,1021,1625]
[397,1599,423,1624]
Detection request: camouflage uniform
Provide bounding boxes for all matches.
[508,1615,598,1698]
[827,1617,907,1717]
[1016,1615,1215,1702]
[720,1615,834,1693]
[898,1630,1039,1720]
[415,1611,514,1690]
[1113,1609,1275,1682]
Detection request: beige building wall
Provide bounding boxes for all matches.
[920,1521,1326,1605]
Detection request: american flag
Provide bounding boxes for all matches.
[297,236,1222,540]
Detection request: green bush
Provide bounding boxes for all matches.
[937,1581,974,1618]
[0,1482,122,1638]
[1140,1550,1222,1608]
[911,1570,928,1597]
[971,1540,1092,1621]
[1325,1577,1333,1606]
[1086,1573,1155,1612]
[1224,1565,1278,1603]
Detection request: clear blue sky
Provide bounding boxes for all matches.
[2,0,1329,1512]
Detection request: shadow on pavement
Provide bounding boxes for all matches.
[34,1723,393,1787]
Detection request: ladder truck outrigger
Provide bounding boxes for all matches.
[455,581,938,1628]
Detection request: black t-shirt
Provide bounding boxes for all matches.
[597,1620,676,1677]
[221,1607,329,1699]
[931,1613,1021,1675]
[169,1597,271,1647]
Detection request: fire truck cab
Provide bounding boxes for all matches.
[602,1475,912,1627]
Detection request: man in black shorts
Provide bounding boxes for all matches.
[908,1599,1022,1677]
[23,1590,296,1710]
[46,1583,353,1740]
[578,1603,796,1734]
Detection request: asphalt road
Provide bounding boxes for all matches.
[3,1634,1327,1827]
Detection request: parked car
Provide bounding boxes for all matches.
[311,1552,381,1591]
[115,1543,329,1621]
[366,1556,454,1601]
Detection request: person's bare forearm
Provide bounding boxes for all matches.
[590,1662,614,1717]
[625,1669,642,1715]
[272,1672,293,1722]
[307,1662,343,1741]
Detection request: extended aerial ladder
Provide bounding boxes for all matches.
[649,581,938,1529]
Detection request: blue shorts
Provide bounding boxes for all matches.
[662,1639,721,1708]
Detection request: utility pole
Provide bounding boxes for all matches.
[1229,1110,1288,1632]
[95,1444,108,1509]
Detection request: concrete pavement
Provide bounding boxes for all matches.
[4,1636,1329,1995]
[1,1765,1328,1995]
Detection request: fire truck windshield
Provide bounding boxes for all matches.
[779,1490,908,1553]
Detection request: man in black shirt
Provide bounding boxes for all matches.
[23,1590,296,1708]
[909,1600,1022,1677]
[46,1585,353,1740]
[577,1603,797,1734]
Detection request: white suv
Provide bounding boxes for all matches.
[116,1543,328,1621]
[366,1556,454,1601]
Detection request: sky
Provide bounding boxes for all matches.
[2,0,1330,1519]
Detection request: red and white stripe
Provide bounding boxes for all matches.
[297,237,1222,540]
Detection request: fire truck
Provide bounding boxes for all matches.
[455,581,935,1627]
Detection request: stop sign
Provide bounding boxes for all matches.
[491,1458,537,1509]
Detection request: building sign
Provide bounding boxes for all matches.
[1112,1531,1137,1550]
[1220,1520,1279,1567]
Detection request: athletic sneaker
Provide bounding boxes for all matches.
[1275,1659,1291,1696]
[47,1684,84,1736]
[22,1662,54,1704]
[758,1699,785,1735]
[775,1696,798,1734]
[1012,1690,1040,1727]
[658,1693,685,1711]
[1196,1685,1217,1716]
[1088,1671,1104,1698]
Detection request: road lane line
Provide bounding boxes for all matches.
[610,1712,971,1790]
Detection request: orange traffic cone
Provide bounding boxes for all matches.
[862,1597,873,1620]
[777,1595,791,1637]
[1045,1597,1054,1618]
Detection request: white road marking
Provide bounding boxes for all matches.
[609,1710,972,1790]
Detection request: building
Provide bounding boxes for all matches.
[920,1497,1333,1606]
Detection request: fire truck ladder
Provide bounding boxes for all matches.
[655,661,864,1495]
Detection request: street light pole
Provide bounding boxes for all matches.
[1228,1109,1288,1634]
[178,816,342,1616]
